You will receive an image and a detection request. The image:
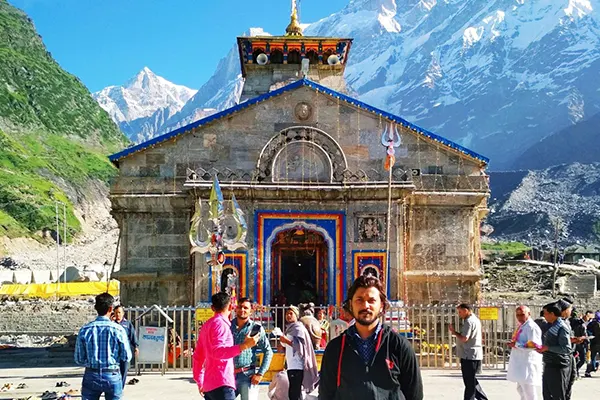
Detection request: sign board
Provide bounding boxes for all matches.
[479,307,499,321]
[137,326,167,364]
[196,308,213,323]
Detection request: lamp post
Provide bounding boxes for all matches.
[551,219,561,297]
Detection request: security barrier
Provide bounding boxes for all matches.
[123,303,569,375]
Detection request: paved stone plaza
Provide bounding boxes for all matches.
[0,367,598,399]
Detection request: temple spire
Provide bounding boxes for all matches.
[285,0,303,36]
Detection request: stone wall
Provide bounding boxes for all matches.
[0,301,96,335]
[111,84,488,305]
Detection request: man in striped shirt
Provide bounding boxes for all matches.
[75,293,132,400]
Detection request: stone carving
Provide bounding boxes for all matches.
[294,102,313,121]
[356,214,385,242]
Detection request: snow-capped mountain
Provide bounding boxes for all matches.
[304,0,600,169]
[158,28,271,134]
[93,67,197,142]
[96,1,600,169]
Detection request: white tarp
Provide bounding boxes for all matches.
[13,269,32,284]
[0,270,14,284]
[31,269,53,284]
[81,264,105,282]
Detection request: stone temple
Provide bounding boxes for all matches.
[108,8,490,306]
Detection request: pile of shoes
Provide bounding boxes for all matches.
[40,391,59,400]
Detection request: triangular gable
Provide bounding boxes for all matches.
[109,78,489,165]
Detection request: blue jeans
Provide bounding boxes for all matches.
[235,372,254,400]
[204,386,236,400]
[81,369,123,400]
[119,361,129,389]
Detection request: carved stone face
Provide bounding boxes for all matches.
[294,102,313,121]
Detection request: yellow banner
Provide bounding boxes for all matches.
[0,280,119,298]
[479,307,499,320]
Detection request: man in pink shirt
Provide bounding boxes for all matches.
[193,292,259,400]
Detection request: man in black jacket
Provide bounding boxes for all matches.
[318,275,423,400]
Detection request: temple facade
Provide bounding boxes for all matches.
[108,8,490,306]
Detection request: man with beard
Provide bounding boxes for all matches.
[278,305,319,400]
[449,304,488,400]
[231,298,273,400]
[319,276,423,400]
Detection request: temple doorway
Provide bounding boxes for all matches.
[271,228,328,305]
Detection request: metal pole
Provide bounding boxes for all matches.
[55,202,60,294]
[552,220,560,297]
[63,204,67,284]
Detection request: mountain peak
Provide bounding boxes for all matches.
[93,68,197,128]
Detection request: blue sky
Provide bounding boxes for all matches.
[9,0,348,92]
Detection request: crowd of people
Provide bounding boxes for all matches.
[503,298,600,400]
[193,275,424,400]
[72,283,600,400]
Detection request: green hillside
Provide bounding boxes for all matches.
[0,0,128,240]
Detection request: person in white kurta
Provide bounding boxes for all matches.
[507,306,543,400]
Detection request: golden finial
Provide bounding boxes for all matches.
[285,0,303,36]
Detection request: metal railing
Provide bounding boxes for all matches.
[124,303,553,373]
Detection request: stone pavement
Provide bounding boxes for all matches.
[1,367,599,399]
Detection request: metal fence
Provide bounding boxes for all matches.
[125,303,550,373]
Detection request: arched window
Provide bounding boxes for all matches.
[287,49,301,64]
[305,50,319,65]
[270,49,284,64]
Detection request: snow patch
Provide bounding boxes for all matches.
[463,26,484,47]
[419,0,437,12]
[564,0,593,18]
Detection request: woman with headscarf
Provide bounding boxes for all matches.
[584,311,600,377]
[278,305,319,400]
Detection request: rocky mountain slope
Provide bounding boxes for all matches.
[92,67,196,143]
[487,162,600,243]
[0,0,127,251]
[98,0,600,170]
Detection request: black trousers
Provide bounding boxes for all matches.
[565,355,576,400]
[460,359,488,400]
[574,344,587,376]
[543,365,570,400]
[287,369,304,400]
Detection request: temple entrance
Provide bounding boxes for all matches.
[271,228,328,305]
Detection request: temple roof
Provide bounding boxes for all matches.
[109,78,489,165]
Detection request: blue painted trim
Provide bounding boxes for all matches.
[109,78,489,164]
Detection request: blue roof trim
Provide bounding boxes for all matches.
[301,79,489,164]
[109,78,488,164]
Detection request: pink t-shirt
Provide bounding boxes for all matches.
[193,313,241,392]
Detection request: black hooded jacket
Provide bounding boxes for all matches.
[318,324,423,400]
